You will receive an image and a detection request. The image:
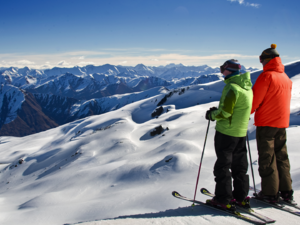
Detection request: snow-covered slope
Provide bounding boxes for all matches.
[0,84,25,127]
[69,86,170,119]
[1,61,300,225]
[169,74,223,89]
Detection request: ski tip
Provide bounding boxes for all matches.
[172,191,181,197]
[200,188,209,194]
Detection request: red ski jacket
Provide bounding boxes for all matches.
[251,57,292,128]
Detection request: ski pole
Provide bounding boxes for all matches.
[247,132,257,195]
[192,119,210,206]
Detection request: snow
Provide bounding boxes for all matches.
[1,63,259,91]
[1,64,300,225]
[70,87,169,117]
[0,85,25,124]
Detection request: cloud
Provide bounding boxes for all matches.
[246,3,259,7]
[0,59,35,68]
[17,60,35,65]
[120,61,127,64]
[79,61,95,65]
[228,0,260,8]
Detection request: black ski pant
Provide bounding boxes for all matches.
[213,131,249,204]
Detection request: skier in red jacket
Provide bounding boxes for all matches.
[251,44,294,203]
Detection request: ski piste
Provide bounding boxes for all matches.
[249,186,300,210]
[200,188,275,223]
[172,191,266,225]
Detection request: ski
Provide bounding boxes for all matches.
[249,186,300,210]
[172,191,266,225]
[200,188,275,223]
[278,199,300,209]
[251,193,300,217]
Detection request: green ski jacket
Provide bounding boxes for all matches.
[211,72,253,137]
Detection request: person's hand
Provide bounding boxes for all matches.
[205,107,217,121]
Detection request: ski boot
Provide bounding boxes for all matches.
[206,197,236,212]
[280,190,296,205]
[236,196,251,209]
[254,191,279,203]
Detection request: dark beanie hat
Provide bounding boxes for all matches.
[260,44,280,62]
[221,59,241,72]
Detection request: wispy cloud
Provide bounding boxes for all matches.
[78,61,95,65]
[17,60,36,65]
[1,60,36,66]
[228,0,260,8]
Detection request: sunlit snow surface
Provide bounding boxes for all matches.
[1,65,300,225]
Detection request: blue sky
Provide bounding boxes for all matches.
[0,0,299,69]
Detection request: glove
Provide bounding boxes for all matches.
[205,107,218,121]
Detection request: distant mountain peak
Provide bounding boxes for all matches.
[165,63,186,68]
[134,64,147,68]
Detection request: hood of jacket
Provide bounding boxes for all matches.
[224,72,252,90]
[263,57,284,73]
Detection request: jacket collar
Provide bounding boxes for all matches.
[225,71,240,80]
[263,57,284,73]
[224,72,252,90]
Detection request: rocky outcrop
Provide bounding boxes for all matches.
[150,125,164,136]
[151,106,164,118]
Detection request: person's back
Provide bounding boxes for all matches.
[252,57,292,127]
[215,72,253,137]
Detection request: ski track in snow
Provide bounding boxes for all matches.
[1,64,300,225]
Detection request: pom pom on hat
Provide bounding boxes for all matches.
[271,44,277,49]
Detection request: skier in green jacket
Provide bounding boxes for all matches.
[205,59,253,211]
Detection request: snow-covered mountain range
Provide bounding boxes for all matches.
[0,63,259,137]
[0,60,300,225]
[0,63,256,88]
